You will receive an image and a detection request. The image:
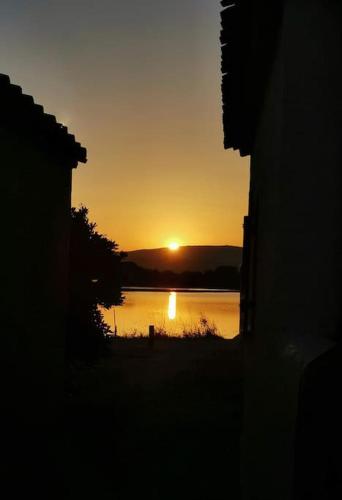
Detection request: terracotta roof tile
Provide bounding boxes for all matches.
[0,73,87,166]
[220,2,284,156]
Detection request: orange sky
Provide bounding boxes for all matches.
[1,1,250,251]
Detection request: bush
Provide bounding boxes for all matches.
[67,206,125,360]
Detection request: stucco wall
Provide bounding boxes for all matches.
[241,1,342,499]
[0,127,72,424]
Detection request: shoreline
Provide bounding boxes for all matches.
[122,286,240,293]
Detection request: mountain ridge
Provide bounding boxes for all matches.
[124,245,242,273]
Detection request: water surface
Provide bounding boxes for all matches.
[102,290,240,339]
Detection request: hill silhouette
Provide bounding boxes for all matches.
[124,245,242,273]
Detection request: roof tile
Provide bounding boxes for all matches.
[0,73,87,166]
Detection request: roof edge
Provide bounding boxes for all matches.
[0,74,87,166]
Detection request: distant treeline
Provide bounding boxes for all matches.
[121,261,240,290]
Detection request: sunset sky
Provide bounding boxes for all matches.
[1,0,249,251]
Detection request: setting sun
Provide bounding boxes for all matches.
[168,242,180,251]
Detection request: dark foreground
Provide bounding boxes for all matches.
[66,337,242,500]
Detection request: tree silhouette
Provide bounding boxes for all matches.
[67,206,125,360]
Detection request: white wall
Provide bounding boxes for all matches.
[241,1,342,499]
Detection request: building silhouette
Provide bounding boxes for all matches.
[221,1,341,499]
[0,74,86,425]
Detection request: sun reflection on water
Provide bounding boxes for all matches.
[168,291,177,320]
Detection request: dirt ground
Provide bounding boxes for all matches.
[66,337,242,500]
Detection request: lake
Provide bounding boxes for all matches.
[101,289,240,339]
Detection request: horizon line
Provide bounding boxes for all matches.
[121,244,243,253]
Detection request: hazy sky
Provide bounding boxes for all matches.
[1,0,249,250]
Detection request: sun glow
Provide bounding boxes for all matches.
[168,242,180,251]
